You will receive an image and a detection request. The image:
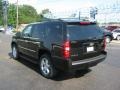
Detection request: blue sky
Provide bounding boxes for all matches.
[9,0,120,13]
[9,0,120,22]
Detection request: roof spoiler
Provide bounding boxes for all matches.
[67,21,96,25]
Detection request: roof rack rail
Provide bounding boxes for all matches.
[41,17,97,23]
[41,18,63,22]
[58,17,96,22]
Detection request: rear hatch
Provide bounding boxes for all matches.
[66,22,104,61]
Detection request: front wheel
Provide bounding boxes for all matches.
[39,54,57,78]
[105,36,111,43]
[12,45,19,59]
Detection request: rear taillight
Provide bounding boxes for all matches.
[63,41,70,59]
[103,36,106,50]
[80,22,91,25]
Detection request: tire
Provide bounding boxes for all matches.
[117,36,120,40]
[105,36,111,43]
[12,44,19,59]
[39,54,57,78]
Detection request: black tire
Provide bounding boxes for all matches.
[39,54,58,78]
[12,44,19,59]
[105,36,111,43]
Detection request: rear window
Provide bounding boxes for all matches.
[67,25,103,40]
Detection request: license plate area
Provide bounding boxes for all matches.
[87,46,94,52]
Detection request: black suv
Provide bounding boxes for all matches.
[11,19,107,78]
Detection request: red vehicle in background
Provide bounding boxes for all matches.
[105,26,120,32]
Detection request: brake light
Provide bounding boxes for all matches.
[80,22,90,25]
[63,41,70,59]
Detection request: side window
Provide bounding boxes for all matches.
[115,30,120,33]
[22,25,32,37]
[31,24,45,40]
[46,22,63,42]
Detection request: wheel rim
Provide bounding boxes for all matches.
[12,46,17,58]
[40,58,50,75]
[106,37,110,43]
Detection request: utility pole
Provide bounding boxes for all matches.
[2,0,8,33]
[79,11,81,20]
[16,0,18,32]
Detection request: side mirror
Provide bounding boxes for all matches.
[16,32,21,37]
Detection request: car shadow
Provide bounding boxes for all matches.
[8,52,13,59]
[8,52,91,81]
[52,69,91,81]
[8,52,40,73]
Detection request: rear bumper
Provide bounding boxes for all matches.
[53,51,107,71]
[70,53,106,70]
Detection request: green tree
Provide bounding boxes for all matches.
[8,4,38,27]
[41,9,53,18]
[41,9,50,15]
[8,4,16,27]
[37,9,54,21]
[19,5,38,24]
[0,0,3,25]
[36,14,43,22]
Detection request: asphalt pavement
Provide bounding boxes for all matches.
[0,33,120,90]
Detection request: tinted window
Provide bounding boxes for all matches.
[22,25,32,37]
[67,25,103,40]
[114,30,120,33]
[46,22,63,42]
[32,24,45,39]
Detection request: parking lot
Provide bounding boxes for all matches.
[0,33,120,90]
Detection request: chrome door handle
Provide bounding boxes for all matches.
[25,40,29,42]
[33,42,40,44]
